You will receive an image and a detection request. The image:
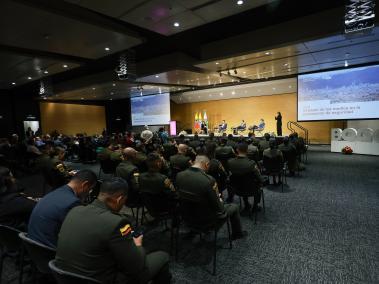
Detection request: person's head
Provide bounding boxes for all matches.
[260,118,264,123]
[122,147,137,161]
[97,177,128,213]
[192,155,210,172]
[53,146,66,161]
[146,152,162,172]
[68,170,97,199]
[194,134,199,140]
[264,133,270,141]
[277,112,281,116]
[222,120,225,123]
[269,138,277,149]
[227,134,233,140]
[236,142,248,155]
[220,137,227,145]
[0,166,15,194]
[283,136,289,145]
[177,144,188,154]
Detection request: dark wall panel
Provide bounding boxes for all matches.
[0,90,15,137]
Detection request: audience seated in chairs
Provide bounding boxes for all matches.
[278,136,298,176]
[263,139,285,186]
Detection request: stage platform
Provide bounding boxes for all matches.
[175,133,286,141]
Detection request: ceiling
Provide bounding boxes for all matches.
[3,0,379,102]
[64,0,279,36]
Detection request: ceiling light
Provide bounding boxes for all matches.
[344,60,349,67]
[237,0,244,5]
[265,52,271,55]
[220,92,223,96]
[243,71,246,74]
[81,97,84,100]
[232,91,236,95]
[92,87,96,90]
[289,85,292,88]
[173,22,180,27]
[112,83,116,87]
[11,82,16,85]
[105,47,110,51]
[215,62,219,65]
[27,77,32,80]
[283,63,288,67]
[63,64,68,68]
[155,75,159,78]
[272,87,276,90]
[43,70,49,74]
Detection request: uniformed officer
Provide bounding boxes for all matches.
[263,139,284,185]
[176,155,247,240]
[55,177,171,283]
[228,142,263,212]
[215,137,235,172]
[139,153,176,215]
[278,136,297,176]
[116,148,139,205]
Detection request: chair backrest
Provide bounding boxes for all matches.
[229,173,258,196]
[140,191,171,217]
[0,225,22,251]
[178,190,218,231]
[19,232,56,274]
[49,260,101,284]
[263,153,284,173]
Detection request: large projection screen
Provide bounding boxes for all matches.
[297,65,379,121]
[131,93,171,126]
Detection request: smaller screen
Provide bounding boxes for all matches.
[131,93,171,126]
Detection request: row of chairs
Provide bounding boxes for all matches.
[0,225,99,284]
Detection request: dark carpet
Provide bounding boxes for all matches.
[2,146,379,283]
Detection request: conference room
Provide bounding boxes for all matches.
[0,0,378,283]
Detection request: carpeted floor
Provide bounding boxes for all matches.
[2,146,379,283]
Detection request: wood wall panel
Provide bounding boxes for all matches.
[171,93,344,144]
[40,102,106,136]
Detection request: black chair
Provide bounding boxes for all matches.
[18,232,56,280]
[229,174,265,224]
[175,190,232,275]
[49,260,101,284]
[262,154,287,192]
[140,191,177,254]
[280,147,299,177]
[0,225,24,284]
[98,158,120,178]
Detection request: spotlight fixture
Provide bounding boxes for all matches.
[105,47,110,51]
[43,70,49,74]
[27,77,32,80]
[112,83,116,87]
[155,75,159,78]
[265,51,271,55]
[63,64,68,68]
[215,62,219,65]
[11,82,16,85]
[234,69,237,75]
[237,0,244,5]
[173,22,180,27]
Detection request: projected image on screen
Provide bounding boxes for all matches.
[131,93,171,126]
[298,65,379,121]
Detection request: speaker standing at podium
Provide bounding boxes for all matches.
[275,112,282,136]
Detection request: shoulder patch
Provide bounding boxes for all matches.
[119,224,132,237]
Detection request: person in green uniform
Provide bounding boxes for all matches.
[55,177,171,283]
[116,148,139,205]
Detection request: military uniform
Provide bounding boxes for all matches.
[278,143,297,174]
[176,167,243,237]
[116,160,139,205]
[55,199,170,283]
[215,145,235,172]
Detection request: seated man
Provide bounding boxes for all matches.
[263,139,284,185]
[278,136,297,176]
[250,119,265,134]
[169,144,191,173]
[218,120,227,132]
[0,166,36,230]
[236,120,247,131]
[228,142,263,212]
[55,178,171,283]
[28,170,97,248]
[176,155,247,240]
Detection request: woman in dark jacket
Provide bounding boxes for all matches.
[275,112,282,136]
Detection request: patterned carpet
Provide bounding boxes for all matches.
[2,146,379,283]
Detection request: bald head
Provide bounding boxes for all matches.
[178,144,188,154]
[192,155,210,171]
[122,147,137,160]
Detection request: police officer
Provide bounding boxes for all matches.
[176,155,247,240]
[55,177,171,283]
[116,148,139,205]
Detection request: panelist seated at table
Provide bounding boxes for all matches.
[218,120,228,132]
[249,119,265,134]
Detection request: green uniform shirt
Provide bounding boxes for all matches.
[55,199,146,283]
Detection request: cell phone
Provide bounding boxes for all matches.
[132,227,144,238]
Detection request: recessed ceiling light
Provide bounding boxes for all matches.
[81,97,84,100]
[92,87,96,90]
[283,63,288,67]
[289,85,292,88]
[11,82,16,85]
[155,75,159,78]
[63,64,68,68]
[220,92,223,96]
[43,70,49,74]
[27,77,32,80]
[215,62,219,65]
[105,47,110,51]
[237,0,244,5]
[344,60,348,67]
[232,91,236,95]
[112,83,116,87]
[173,22,180,27]
[265,52,271,55]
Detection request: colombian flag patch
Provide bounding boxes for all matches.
[120,224,132,236]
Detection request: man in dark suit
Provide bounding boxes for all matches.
[55,178,171,283]
[28,170,97,248]
[176,155,246,240]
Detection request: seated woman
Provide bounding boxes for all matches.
[0,166,37,230]
[249,119,265,134]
